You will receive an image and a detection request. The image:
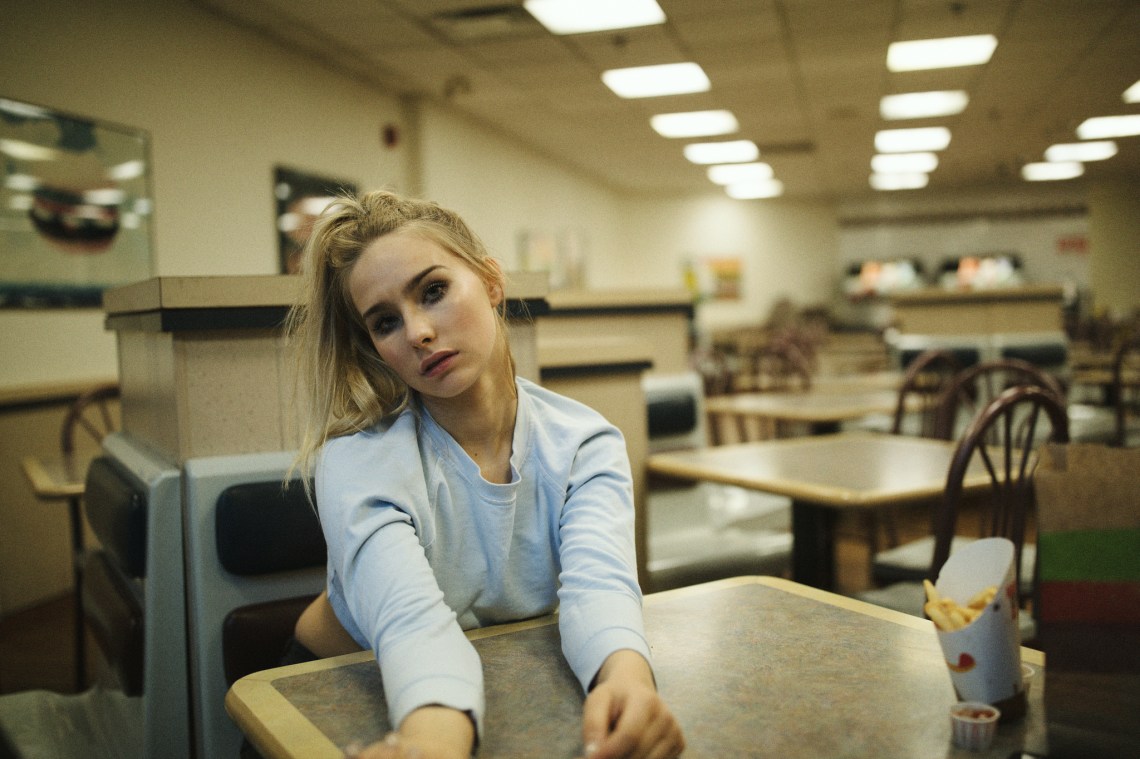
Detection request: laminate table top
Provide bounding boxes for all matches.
[646,433,987,588]
[226,576,1047,759]
[704,389,903,425]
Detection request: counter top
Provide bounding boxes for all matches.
[545,287,693,314]
[104,273,550,316]
[890,284,1064,306]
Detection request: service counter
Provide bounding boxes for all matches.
[887,285,1068,370]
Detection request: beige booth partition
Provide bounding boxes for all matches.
[536,289,694,586]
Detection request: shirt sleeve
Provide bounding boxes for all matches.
[317,432,486,737]
[554,422,653,692]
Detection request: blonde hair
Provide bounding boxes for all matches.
[286,189,513,484]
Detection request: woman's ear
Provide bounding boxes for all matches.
[484,258,505,308]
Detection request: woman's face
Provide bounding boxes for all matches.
[347,229,504,401]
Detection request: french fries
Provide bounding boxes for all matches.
[923,579,997,632]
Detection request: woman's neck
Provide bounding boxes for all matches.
[422,372,517,485]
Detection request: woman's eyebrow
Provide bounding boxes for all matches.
[403,264,444,295]
[359,264,446,322]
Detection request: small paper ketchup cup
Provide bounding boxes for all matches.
[950,701,1001,751]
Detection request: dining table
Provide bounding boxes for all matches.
[645,432,987,590]
[810,369,903,393]
[225,576,1047,759]
[704,387,906,438]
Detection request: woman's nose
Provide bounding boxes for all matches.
[406,310,435,345]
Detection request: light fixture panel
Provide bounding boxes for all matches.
[602,62,710,98]
[524,0,666,35]
[887,35,997,72]
[874,127,951,153]
[683,140,759,165]
[651,110,738,138]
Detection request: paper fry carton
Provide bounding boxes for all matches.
[933,538,1025,720]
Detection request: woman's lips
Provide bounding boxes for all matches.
[420,351,457,376]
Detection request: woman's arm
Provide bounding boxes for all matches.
[580,650,684,759]
[294,591,364,658]
[347,706,475,759]
[552,423,684,759]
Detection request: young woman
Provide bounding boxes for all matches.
[287,190,684,759]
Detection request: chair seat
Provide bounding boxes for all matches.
[1066,403,1117,444]
[0,687,144,759]
[647,483,792,592]
[648,483,790,534]
[872,536,1036,596]
[648,525,792,592]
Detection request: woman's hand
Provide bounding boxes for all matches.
[344,705,474,759]
[579,650,685,759]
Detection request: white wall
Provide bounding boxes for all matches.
[417,102,626,277]
[617,194,840,332]
[1088,178,1140,320]
[1,0,409,387]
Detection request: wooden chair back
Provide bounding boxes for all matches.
[935,358,1065,441]
[932,385,1070,595]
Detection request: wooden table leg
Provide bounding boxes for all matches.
[791,500,837,590]
[68,496,86,691]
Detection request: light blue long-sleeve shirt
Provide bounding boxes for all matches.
[316,377,651,736]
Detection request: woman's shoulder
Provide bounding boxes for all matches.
[319,408,419,470]
[516,377,620,438]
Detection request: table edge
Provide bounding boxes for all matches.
[224,577,1043,758]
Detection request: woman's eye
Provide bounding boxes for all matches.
[424,281,447,304]
[371,315,399,336]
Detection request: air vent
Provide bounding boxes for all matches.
[755,141,816,155]
[431,4,542,41]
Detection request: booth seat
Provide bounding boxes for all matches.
[642,372,792,592]
[182,452,327,759]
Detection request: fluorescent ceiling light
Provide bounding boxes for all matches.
[651,110,738,138]
[726,179,784,199]
[1021,162,1084,181]
[880,91,969,120]
[603,62,710,98]
[683,140,759,165]
[0,138,60,161]
[1124,80,1140,104]
[875,127,951,153]
[524,0,665,35]
[0,99,50,119]
[871,152,939,173]
[1044,141,1118,163]
[870,173,929,191]
[1076,115,1140,139]
[4,173,39,191]
[108,159,146,181]
[83,188,126,205]
[707,162,774,185]
[888,34,997,72]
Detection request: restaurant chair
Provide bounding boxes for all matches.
[1112,334,1140,447]
[182,454,326,759]
[852,349,961,566]
[932,358,1064,441]
[59,382,120,689]
[642,372,792,593]
[858,385,1071,642]
[869,359,1063,589]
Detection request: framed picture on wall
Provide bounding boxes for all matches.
[274,166,357,274]
[0,97,154,308]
